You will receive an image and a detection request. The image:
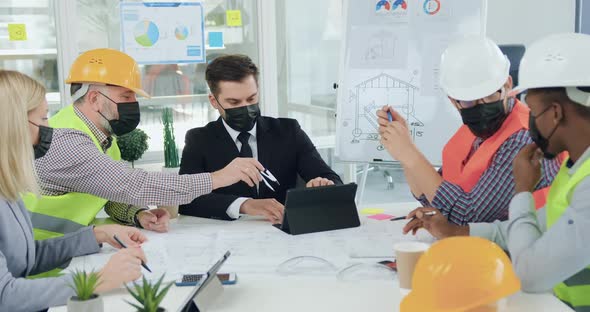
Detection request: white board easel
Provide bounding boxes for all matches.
[334,0,488,205]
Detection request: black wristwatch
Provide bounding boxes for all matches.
[134,208,149,228]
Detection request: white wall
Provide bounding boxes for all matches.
[487,0,576,45]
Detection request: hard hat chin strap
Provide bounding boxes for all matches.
[71,83,90,103]
[566,87,590,108]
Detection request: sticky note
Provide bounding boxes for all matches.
[8,24,27,41]
[360,208,384,215]
[209,31,224,48]
[367,213,393,221]
[226,10,242,27]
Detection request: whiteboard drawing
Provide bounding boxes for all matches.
[349,27,408,69]
[364,33,397,63]
[350,73,424,151]
[336,0,485,165]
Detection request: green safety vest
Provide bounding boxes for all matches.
[546,157,590,311]
[23,105,121,241]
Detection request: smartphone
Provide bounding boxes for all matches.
[175,273,237,286]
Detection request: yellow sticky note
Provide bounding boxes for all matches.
[360,208,385,215]
[8,23,27,41]
[226,10,242,27]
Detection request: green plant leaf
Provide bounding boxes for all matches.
[68,270,100,301]
[125,274,169,311]
[155,282,174,305]
[125,283,143,304]
[162,108,180,168]
[125,300,146,312]
[117,128,150,163]
[152,275,164,294]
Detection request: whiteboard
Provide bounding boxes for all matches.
[335,0,487,166]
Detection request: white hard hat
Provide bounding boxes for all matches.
[439,36,510,101]
[512,33,590,107]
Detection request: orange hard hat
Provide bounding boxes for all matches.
[66,48,150,98]
[401,237,521,312]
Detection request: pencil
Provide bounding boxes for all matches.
[113,235,152,273]
[390,211,436,221]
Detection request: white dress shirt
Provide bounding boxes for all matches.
[221,119,258,219]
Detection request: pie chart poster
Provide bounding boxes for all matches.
[120,2,205,64]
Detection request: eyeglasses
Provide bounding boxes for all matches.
[453,88,505,109]
[276,256,396,281]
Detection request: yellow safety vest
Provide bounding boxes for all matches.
[23,105,121,241]
[546,157,590,311]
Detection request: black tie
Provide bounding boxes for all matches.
[237,132,257,197]
[237,132,252,158]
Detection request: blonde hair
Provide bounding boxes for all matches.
[0,70,44,201]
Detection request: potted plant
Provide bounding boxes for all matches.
[125,275,173,312]
[160,108,181,218]
[162,107,180,171]
[67,270,103,312]
[118,128,150,168]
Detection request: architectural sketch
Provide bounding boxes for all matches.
[349,73,424,150]
[364,32,397,63]
[349,27,408,69]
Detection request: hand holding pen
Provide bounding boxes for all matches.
[376,105,397,130]
[95,246,148,293]
[211,158,266,189]
[390,210,436,221]
[398,207,468,239]
[113,235,152,272]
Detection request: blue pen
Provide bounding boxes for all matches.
[387,111,394,122]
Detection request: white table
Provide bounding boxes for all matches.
[49,275,572,312]
[50,202,573,312]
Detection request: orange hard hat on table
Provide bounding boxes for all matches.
[66,48,150,98]
[401,236,521,312]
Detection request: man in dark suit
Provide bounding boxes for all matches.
[179,55,342,223]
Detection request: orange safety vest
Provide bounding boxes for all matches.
[442,100,550,209]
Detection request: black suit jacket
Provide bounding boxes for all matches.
[178,116,343,220]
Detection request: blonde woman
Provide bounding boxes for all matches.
[0,70,148,311]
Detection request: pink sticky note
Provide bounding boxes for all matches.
[367,213,394,221]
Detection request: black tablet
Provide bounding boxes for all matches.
[178,251,230,312]
[273,183,360,235]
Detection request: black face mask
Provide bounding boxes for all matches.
[29,121,53,159]
[459,99,508,139]
[529,105,559,160]
[217,98,260,132]
[97,92,141,136]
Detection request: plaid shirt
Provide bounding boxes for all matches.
[417,102,562,225]
[34,107,212,225]
[74,107,113,152]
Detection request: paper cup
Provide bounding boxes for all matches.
[394,242,430,293]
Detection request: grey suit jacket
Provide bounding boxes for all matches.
[0,197,100,312]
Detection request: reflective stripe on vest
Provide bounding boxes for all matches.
[30,212,85,234]
[442,100,550,208]
[23,104,121,241]
[546,157,590,311]
[22,192,106,240]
